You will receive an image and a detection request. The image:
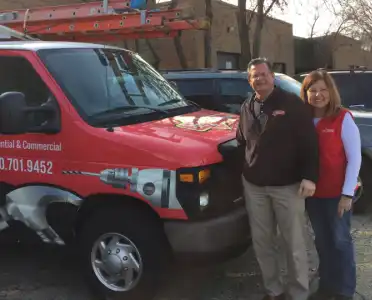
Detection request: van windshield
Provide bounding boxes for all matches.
[37,48,195,124]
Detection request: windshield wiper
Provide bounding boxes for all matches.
[158,99,182,106]
[158,98,200,108]
[90,105,168,119]
[186,100,200,108]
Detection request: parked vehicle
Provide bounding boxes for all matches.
[0,41,250,300]
[163,68,368,213]
[162,69,301,115]
[294,69,372,213]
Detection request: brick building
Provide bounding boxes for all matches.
[1,0,295,75]
[295,33,372,74]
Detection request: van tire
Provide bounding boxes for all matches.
[353,158,372,214]
[79,206,169,300]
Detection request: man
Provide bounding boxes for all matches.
[237,58,319,300]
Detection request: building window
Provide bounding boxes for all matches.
[217,51,240,70]
[273,62,286,74]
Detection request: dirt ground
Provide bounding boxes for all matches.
[0,213,371,300]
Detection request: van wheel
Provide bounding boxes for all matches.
[79,206,169,300]
[353,159,372,214]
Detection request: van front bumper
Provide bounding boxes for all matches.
[164,205,251,261]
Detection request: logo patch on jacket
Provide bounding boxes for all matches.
[272,110,286,116]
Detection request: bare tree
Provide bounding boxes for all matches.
[333,0,372,45]
[169,0,188,69]
[237,0,288,69]
[303,0,322,39]
[301,0,344,38]
[295,0,357,70]
[252,0,287,58]
[204,0,213,68]
[236,0,253,69]
[144,0,161,69]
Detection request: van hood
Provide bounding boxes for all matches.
[108,109,240,166]
[118,109,239,142]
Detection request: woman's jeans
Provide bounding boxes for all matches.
[305,196,356,297]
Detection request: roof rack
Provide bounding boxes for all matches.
[0,24,38,41]
[296,66,372,77]
[0,0,209,42]
[160,68,217,73]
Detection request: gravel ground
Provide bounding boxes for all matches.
[0,213,370,300]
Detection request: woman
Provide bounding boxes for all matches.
[300,70,361,300]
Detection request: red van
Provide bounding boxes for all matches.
[0,41,250,300]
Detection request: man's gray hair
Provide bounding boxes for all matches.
[247,57,273,73]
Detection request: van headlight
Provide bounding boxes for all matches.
[199,192,209,209]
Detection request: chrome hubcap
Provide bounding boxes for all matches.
[91,233,143,292]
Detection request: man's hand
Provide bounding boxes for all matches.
[338,196,353,218]
[298,179,316,198]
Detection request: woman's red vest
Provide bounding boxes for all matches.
[313,108,351,198]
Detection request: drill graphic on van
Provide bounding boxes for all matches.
[62,168,182,209]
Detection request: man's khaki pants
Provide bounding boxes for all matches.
[242,178,309,300]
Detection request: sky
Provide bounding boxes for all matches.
[270,0,339,37]
[222,0,339,38]
[157,0,339,38]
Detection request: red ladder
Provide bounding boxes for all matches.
[0,0,209,42]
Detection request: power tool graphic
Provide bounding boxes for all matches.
[62,168,181,209]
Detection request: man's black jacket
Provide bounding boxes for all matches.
[236,87,319,186]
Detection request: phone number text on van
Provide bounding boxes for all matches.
[0,157,53,174]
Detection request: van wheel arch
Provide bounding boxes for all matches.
[75,195,173,300]
[75,194,165,238]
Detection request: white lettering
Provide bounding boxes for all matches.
[22,141,62,151]
[0,140,15,149]
[322,128,335,133]
[0,157,53,174]
[0,140,62,152]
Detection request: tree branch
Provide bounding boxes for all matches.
[264,0,278,16]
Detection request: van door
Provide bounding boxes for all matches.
[0,52,63,186]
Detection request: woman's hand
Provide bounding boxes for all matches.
[338,196,353,218]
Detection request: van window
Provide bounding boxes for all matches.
[220,79,252,98]
[170,79,217,110]
[330,73,357,108]
[218,79,252,114]
[173,79,214,97]
[0,56,50,107]
[38,48,189,121]
[355,73,372,108]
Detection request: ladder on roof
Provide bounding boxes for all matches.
[0,0,209,42]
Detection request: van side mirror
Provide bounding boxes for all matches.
[0,91,60,135]
[0,92,28,134]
